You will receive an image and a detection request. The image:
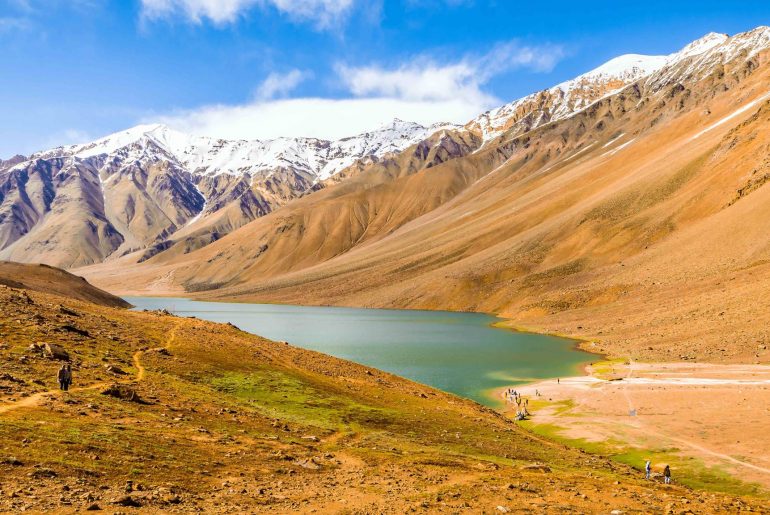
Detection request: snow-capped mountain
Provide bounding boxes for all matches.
[39,119,456,182]
[466,31,734,142]
[0,119,458,267]
[3,27,770,270]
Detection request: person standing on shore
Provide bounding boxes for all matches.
[645,460,652,480]
[664,465,671,484]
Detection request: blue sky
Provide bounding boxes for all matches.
[1,0,769,157]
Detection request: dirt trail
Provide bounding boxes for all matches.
[0,321,181,415]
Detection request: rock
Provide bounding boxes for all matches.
[59,305,80,317]
[164,495,182,505]
[105,365,127,376]
[301,435,319,442]
[611,510,624,515]
[43,343,69,361]
[496,506,509,513]
[101,384,147,404]
[28,467,57,478]
[0,373,25,384]
[2,456,23,466]
[294,459,320,470]
[111,495,141,507]
[59,325,91,338]
[85,503,101,511]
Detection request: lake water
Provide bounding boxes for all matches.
[126,297,592,406]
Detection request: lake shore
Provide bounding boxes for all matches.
[125,296,593,406]
[499,360,770,495]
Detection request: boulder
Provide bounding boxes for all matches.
[43,343,69,361]
[101,384,147,404]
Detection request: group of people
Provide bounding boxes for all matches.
[57,364,73,391]
[504,388,530,420]
[645,460,672,484]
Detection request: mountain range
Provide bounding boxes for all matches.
[5,26,770,363]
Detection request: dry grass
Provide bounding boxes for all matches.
[1,286,767,512]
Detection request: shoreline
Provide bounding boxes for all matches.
[501,360,770,495]
[123,295,598,408]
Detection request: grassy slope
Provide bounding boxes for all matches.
[0,286,766,512]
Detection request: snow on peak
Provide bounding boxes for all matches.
[557,54,668,90]
[470,27,770,143]
[647,27,770,89]
[468,53,670,142]
[675,32,729,60]
[28,118,458,182]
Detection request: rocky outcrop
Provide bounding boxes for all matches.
[0,121,455,268]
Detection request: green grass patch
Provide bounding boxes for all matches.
[210,369,396,431]
[589,359,628,380]
[521,421,768,498]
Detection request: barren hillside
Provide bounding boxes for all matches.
[0,261,130,308]
[1,280,766,512]
[82,28,770,363]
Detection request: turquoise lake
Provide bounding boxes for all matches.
[125,297,592,406]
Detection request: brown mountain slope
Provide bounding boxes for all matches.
[0,261,130,308]
[1,285,766,512]
[82,29,770,363]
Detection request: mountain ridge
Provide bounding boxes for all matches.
[74,26,770,366]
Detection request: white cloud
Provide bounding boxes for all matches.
[339,40,563,106]
[253,69,309,100]
[151,97,483,141]
[147,41,564,141]
[338,62,496,106]
[140,0,355,28]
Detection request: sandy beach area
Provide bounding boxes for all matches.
[498,361,770,493]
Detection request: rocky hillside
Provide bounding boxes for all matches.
[0,120,453,268]
[81,27,770,363]
[0,283,765,512]
[1,34,700,270]
[0,261,130,308]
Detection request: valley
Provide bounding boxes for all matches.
[3,20,770,513]
[1,271,767,512]
[57,27,770,365]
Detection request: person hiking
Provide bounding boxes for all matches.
[663,465,671,484]
[57,365,68,391]
[64,364,72,391]
[645,460,652,479]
